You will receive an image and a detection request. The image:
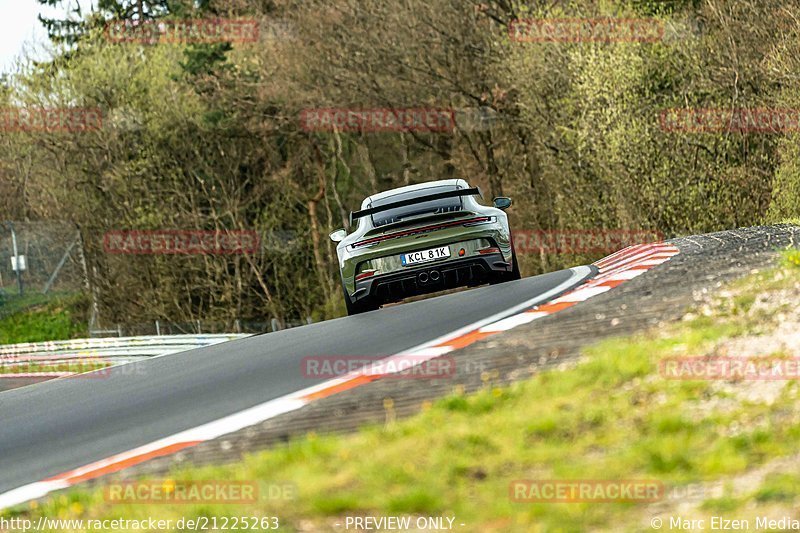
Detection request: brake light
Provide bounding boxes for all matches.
[355,269,378,281]
[352,216,492,248]
[462,217,495,227]
[478,247,500,255]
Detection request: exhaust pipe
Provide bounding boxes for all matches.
[429,270,440,281]
[418,272,429,284]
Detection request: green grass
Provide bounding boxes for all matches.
[781,247,800,268]
[0,291,57,318]
[0,294,88,344]
[754,473,800,503]
[8,264,800,532]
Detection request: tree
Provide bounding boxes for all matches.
[35,0,174,45]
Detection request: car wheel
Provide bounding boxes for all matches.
[509,247,522,280]
[491,247,521,284]
[342,281,378,315]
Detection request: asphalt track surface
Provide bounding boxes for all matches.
[0,266,591,496]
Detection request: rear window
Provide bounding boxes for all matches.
[370,185,463,227]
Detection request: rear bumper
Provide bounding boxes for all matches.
[351,253,510,304]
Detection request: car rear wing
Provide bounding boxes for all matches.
[349,187,482,227]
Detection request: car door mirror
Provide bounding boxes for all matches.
[329,228,347,242]
[493,197,512,210]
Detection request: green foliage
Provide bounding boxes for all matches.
[767,140,800,222]
[3,0,800,325]
[180,43,233,76]
[386,488,443,514]
[0,294,88,344]
[754,473,800,502]
[35,0,173,45]
[782,248,800,268]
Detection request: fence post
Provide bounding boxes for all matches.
[43,234,79,295]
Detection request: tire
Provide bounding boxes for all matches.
[509,247,522,280]
[342,280,378,315]
[491,247,521,284]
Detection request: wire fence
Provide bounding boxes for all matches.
[0,221,85,319]
[0,222,314,337]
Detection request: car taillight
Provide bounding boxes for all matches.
[352,216,492,248]
[355,269,378,281]
[462,216,495,227]
[477,247,500,255]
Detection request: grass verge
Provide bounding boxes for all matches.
[0,294,88,345]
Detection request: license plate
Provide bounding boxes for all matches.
[401,246,451,266]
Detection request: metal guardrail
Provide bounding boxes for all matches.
[88,318,313,337]
[0,334,250,364]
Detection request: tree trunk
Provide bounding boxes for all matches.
[308,152,335,304]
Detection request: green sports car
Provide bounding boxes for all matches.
[330,179,521,315]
